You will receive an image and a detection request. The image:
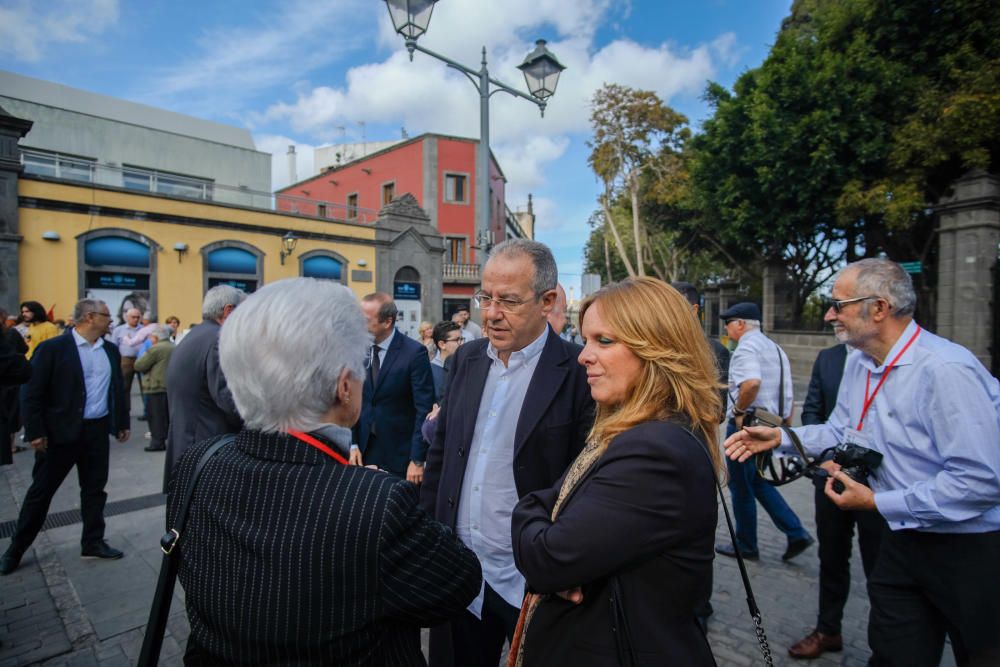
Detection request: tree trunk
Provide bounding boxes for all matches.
[630,178,645,276]
[603,235,613,283]
[601,196,636,277]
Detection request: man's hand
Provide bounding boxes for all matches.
[426,403,441,422]
[30,437,47,452]
[818,460,841,476]
[554,587,583,604]
[349,448,363,466]
[824,471,877,511]
[723,425,782,463]
[117,430,130,443]
[407,461,424,485]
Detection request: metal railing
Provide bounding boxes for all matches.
[19,148,379,224]
[443,262,481,281]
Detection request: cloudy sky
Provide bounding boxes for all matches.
[1,0,791,296]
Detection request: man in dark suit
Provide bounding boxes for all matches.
[421,239,595,667]
[0,324,31,466]
[164,284,245,492]
[0,299,130,575]
[352,292,435,483]
[788,342,884,659]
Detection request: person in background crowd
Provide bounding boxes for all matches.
[717,302,813,562]
[111,308,142,401]
[0,320,31,466]
[511,277,719,666]
[420,320,436,358]
[164,316,181,344]
[453,306,483,342]
[169,277,482,665]
[163,285,245,492]
[430,320,463,402]
[421,239,595,667]
[19,301,59,360]
[352,292,435,483]
[727,258,1000,666]
[133,325,174,453]
[1,299,129,575]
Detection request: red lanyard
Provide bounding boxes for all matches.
[856,326,921,430]
[287,430,350,466]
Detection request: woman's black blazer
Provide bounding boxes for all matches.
[512,420,718,666]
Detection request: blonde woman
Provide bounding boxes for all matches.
[511,277,721,666]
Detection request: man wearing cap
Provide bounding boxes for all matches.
[718,302,813,562]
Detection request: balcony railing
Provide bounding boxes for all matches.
[443,262,481,282]
[19,148,379,224]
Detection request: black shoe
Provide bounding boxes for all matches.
[782,536,815,561]
[144,445,166,452]
[81,541,124,560]
[0,547,23,575]
[715,542,759,560]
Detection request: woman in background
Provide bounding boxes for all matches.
[511,277,721,666]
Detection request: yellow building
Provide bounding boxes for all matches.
[16,177,376,327]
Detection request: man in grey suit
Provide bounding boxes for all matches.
[163,284,246,491]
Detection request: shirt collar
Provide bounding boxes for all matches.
[487,325,548,367]
[431,351,444,367]
[376,327,396,352]
[72,328,104,349]
[861,319,920,372]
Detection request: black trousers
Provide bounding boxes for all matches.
[867,528,1000,667]
[146,392,169,449]
[431,582,519,667]
[10,417,111,552]
[813,478,884,635]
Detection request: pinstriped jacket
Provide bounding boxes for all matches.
[168,429,482,666]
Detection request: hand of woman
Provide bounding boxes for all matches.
[554,587,583,604]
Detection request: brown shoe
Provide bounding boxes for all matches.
[788,630,843,659]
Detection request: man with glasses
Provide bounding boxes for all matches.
[726,258,1000,666]
[421,239,595,667]
[430,320,463,402]
[717,302,813,563]
[1,300,130,575]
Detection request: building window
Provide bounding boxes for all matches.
[317,203,327,218]
[78,229,159,326]
[382,182,396,206]
[347,193,359,220]
[300,250,348,284]
[444,174,467,203]
[202,241,263,294]
[123,166,213,200]
[446,237,466,264]
[22,149,95,183]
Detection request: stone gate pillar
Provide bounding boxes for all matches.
[0,106,33,311]
[935,169,1000,370]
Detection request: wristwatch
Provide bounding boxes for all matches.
[411,460,425,468]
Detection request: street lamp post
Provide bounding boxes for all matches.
[383,0,565,267]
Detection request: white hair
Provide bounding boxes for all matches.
[743,319,761,329]
[151,324,171,341]
[202,284,247,321]
[848,258,917,318]
[219,278,371,433]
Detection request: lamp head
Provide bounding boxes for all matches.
[384,0,438,41]
[518,39,566,102]
[282,231,299,255]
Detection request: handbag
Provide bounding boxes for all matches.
[137,434,235,667]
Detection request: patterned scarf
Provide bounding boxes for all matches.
[509,438,606,667]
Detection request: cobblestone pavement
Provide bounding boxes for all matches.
[0,392,957,666]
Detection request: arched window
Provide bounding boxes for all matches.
[299,249,348,285]
[201,241,264,294]
[78,229,159,325]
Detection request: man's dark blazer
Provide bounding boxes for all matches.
[20,332,129,444]
[165,319,241,491]
[419,327,595,529]
[169,429,482,666]
[802,343,847,426]
[512,421,717,666]
[354,330,435,475]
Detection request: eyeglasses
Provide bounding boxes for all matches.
[824,295,879,313]
[86,311,112,319]
[444,336,464,345]
[472,292,532,313]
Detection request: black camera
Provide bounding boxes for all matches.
[830,443,883,493]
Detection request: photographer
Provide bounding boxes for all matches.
[725,259,1000,666]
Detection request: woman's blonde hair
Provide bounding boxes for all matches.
[579,277,724,476]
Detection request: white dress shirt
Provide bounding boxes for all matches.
[728,328,794,419]
[456,327,548,616]
[72,328,111,419]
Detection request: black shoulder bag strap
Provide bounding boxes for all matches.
[688,427,775,667]
[138,434,235,667]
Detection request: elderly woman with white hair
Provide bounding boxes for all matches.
[167,278,481,666]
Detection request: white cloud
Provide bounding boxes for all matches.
[0,0,119,62]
